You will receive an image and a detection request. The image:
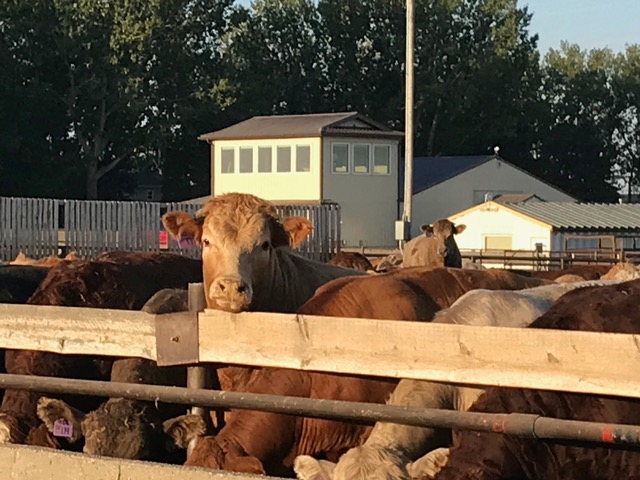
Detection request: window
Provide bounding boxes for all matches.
[353,144,370,174]
[484,235,513,250]
[221,148,235,173]
[296,145,311,172]
[373,145,390,174]
[258,147,272,173]
[277,146,291,172]
[332,143,349,173]
[146,190,154,200]
[239,147,253,173]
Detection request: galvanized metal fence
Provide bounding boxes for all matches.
[0,197,340,262]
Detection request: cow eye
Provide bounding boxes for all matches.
[261,241,271,251]
[202,238,211,247]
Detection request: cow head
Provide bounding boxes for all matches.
[420,219,466,267]
[36,397,205,461]
[162,193,314,313]
[184,435,267,474]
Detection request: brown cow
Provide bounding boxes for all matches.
[328,252,374,272]
[402,220,466,269]
[162,193,364,314]
[183,268,550,476]
[32,289,205,463]
[433,279,640,480]
[0,251,203,445]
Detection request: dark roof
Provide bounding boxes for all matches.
[492,193,544,204]
[199,112,404,141]
[399,155,493,200]
[504,202,640,231]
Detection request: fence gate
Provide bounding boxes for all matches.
[0,197,340,262]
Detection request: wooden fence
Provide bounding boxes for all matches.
[1,292,640,477]
[0,197,341,262]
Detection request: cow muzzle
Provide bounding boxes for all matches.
[209,276,253,313]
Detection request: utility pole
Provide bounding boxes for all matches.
[398,0,415,248]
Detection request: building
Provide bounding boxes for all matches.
[399,155,575,238]
[198,112,404,247]
[449,197,640,254]
[127,172,163,201]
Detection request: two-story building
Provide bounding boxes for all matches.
[198,112,404,247]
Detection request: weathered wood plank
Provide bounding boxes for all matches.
[0,303,156,360]
[198,309,640,399]
[0,444,283,480]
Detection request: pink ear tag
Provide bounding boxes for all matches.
[53,418,73,438]
[179,235,196,248]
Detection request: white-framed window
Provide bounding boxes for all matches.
[296,145,311,173]
[220,148,235,174]
[277,146,291,172]
[239,147,253,173]
[258,146,272,173]
[484,235,513,250]
[332,143,349,174]
[352,144,370,174]
[373,145,391,175]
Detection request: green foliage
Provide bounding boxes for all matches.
[0,0,638,202]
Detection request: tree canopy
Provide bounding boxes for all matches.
[0,0,637,201]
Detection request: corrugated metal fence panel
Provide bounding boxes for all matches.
[0,197,340,262]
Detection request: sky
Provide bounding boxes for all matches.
[522,0,640,54]
[236,0,640,55]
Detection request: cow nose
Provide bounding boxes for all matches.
[213,277,249,296]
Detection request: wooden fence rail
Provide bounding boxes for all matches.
[1,302,639,399]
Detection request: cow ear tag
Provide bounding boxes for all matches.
[53,418,73,438]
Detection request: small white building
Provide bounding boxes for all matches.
[198,112,404,247]
[449,197,640,254]
[400,155,576,238]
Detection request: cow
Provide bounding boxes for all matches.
[431,278,640,480]
[402,220,466,269]
[161,193,364,314]
[329,252,374,272]
[182,268,550,476]
[292,278,617,480]
[10,251,79,267]
[0,251,203,445]
[31,289,206,463]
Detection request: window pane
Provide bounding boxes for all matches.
[373,145,390,174]
[239,147,253,173]
[221,148,234,173]
[296,145,311,172]
[353,144,370,174]
[332,144,349,173]
[484,236,513,250]
[277,146,291,172]
[258,147,272,173]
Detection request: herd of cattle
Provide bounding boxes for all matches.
[1,192,640,479]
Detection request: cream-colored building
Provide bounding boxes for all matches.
[400,155,575,238]
[449,198,640,267]
[198,112,403,247]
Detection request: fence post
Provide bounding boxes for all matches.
[186,283,210,456]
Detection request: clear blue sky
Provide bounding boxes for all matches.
[236,0,640,54]
[522,0,640,54]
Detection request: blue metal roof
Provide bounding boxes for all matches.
[398,155,494,200]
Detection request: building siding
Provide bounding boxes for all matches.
[404,158,574,237]
[449,203,552,252]
[212,137,322,201]
[322,136,400,247]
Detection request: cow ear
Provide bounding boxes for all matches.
[293,455,336,480]
[420,224,434,237]
[454,224,466,235]
[162,211,204,244]
[162,414,207,449]
[282,216,314,248]
[36,397,85,444]
[225,455,267,475]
